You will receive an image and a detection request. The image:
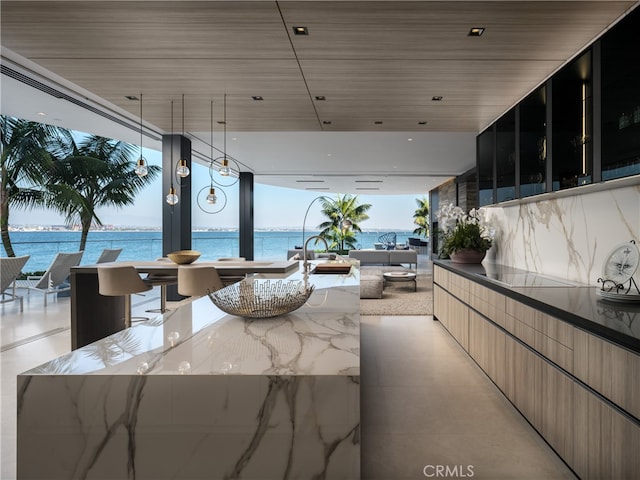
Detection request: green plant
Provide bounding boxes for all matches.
[436,204,492,257]
[412,197,429,238]
[317,194,371,251]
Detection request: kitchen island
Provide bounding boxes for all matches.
[18,262,360,479]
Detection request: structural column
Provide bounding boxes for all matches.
[239,172,254,260]
[162,134,192,299]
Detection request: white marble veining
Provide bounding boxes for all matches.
[17,263,360,479]
[486,181,640,285]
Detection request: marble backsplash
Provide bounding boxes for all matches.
[485,180,640,285]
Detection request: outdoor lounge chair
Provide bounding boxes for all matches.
[96,248,123,263]
[377,232,397,250]
[26,251,84,306]
[0,255,30,312]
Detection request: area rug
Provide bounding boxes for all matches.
[360,268,433,316]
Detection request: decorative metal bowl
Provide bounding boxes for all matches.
[207,279,315,318]
[167,250,201,264]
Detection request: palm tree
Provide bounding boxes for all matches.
[318,194,371,251]
[0,116,68,257]
[45,134,160,251]
[412,197,429,238]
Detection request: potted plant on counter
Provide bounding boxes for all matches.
[436,204,493,263]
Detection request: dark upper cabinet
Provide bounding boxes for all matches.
[519,85,547,197]
[551,49,593,191]
[496,108,516,202]
[477,128,494,206]
[601,7,640,180]
[475,5,640,205]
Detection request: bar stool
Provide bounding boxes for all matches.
[97,265,152,328]
[178,266,224,299]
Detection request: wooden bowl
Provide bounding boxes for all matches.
[167,250,201,264]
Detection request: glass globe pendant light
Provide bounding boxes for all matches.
[176,94,190,178]
[166,100,179,205]
[134,93,148,177]
[206,187,217,204]
[166,186,179,205]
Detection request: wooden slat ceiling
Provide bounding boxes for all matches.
[2,0,638,194]
[2,0,636,134]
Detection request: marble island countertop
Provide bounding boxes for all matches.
[435,260,640,353]
[18,261,362,479]
[26,261,360,377]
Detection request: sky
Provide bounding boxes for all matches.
[11,144,427,231]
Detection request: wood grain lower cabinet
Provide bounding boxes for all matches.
[468,310,506,392]
[574,328,640,420]
[433,264,640,479]
[434,285,468,350]
[573,383,640,480]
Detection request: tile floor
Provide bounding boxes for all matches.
[1,279,576,479]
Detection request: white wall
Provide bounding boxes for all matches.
[485,179,640,285]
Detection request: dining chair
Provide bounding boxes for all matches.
[97,265,152,328]
[178,266,224,299]
[0,255,30,312]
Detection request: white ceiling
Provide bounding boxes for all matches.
[2,0,638,194]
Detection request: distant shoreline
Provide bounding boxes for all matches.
[8,226,416,233]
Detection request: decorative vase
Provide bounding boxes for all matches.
[449,249,486,264]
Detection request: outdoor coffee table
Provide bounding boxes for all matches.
[383,271,417,292]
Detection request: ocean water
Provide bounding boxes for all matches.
[2,230,418,272]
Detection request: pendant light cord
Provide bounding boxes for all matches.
[139,93,143,157]
[170,100,174,188]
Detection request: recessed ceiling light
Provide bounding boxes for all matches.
[293,26,308,35]
[432,96,443,101]
[251,95,263,101]
[374,121,383,125]
[125,95,139,101]
[407,138,413,141]
[323,120,332,125]
[315,95,326,101]
[231,137,237,141]
[36,112,46,116]
[217,121,226,125]
[468,27,485,37]
[327,153,332,157]
[418,121,427,125]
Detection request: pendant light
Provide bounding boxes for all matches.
[207,100,217,204]
[166,100,179,205]
[219,93,230,176]
[176,94,190,178]
[134,93,148,177]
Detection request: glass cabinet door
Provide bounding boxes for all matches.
[551,50,593,191]
[496,108,516,202]
[519,85,547,197]
[477,128,494,206]
[601,7,640,180]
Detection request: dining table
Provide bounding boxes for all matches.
[70,259,299,349]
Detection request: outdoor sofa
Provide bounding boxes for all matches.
[348,249,418,270]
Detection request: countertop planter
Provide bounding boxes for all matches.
[449,249,486,264]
